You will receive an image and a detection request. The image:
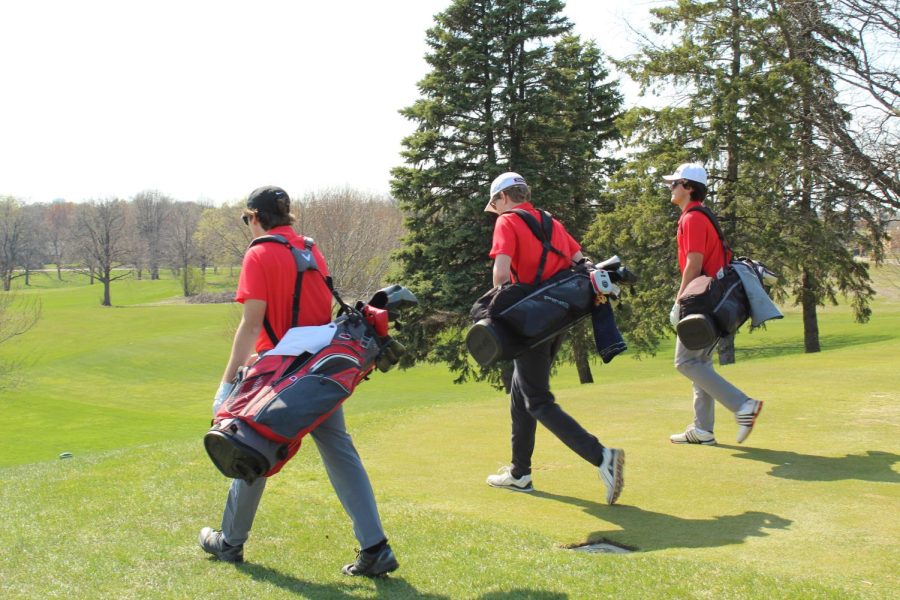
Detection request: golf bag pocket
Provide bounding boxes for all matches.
[497,271,594,340]
[465,317,526,367]
[710,268,749,334]
[204,418,294,482]
[676,314,719,350]
[677,267,750,348]
[470,282,532,322]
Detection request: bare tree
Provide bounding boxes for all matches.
[167,201,205,297]
[296,189,405,301]
[74,199,132,306]
[0,197,28,291]
[133,190,172,280]
[45,201,75,280]
[195,201,252,278]
[19,204,47,286]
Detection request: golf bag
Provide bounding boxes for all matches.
[466,208,635,367]
[675,206,752,350]
[204,311,383,482]
[203,235,417,482]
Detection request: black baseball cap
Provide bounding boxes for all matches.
[247,185,290,215]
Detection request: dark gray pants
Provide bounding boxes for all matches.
[510,336,604,476]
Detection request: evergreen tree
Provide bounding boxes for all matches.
[588,0,887,356]
[589,0,789,357]
[391,0,622,383]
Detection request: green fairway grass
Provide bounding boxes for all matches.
[0,268,897,598]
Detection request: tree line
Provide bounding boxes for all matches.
[0,189,404,307]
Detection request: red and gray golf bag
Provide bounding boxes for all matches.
[203,234,416,483]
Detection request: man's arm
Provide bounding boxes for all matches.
[492,254,512,287]
[677,252,704,300]
[221,299,267,383]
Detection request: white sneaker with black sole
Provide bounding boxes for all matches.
[670,426,717,445]
[735,399,763,443]
[598,447,625,505]
[486,465,533,492]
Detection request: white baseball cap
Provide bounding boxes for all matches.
[484,172,527,213]
[662,163,708,186]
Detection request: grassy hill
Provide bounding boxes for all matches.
[0,268,897,598]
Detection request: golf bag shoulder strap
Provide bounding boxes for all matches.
[248,234,323,346]
[510,208,571,284]
[685,205,733,273]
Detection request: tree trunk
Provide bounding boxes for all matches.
[801,268,820,352]
[575,351,593,384]
[717,333,736,365]
[102,281,111,306]
[56,264,62,281]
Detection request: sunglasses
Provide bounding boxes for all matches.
[489,192,502,209]
[669,180,689,190]
[241,212,256,225]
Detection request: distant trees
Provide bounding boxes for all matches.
[296,189,404,302]
[132,190,172,280]
[45,201,74,280]
[0,197,28,291]
[73,199,132,306]
[168,201,205,297]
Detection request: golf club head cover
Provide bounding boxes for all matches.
[590,269,621,297]
[375,337,406,372]
[595,255,621,271]
[362,305,389,337]
[368,284,419,320]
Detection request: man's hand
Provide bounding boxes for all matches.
[669,302,680,328]
[212,381,235,416]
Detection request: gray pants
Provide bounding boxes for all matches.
[674,337,748,432]
[220,406,385,549]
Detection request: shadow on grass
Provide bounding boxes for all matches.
[716,445,900,482]
[479,592,567,599]
[235,562,567,599]
[733,332,896,361]
[235,562,447,599]
[530,492,791,552]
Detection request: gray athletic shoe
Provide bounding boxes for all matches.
[199,527,244,563]
[735,399,764,443]
[598,447,625,505]
[342,543,399,577]
[670,426,717,445]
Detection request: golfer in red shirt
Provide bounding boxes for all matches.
[199,186,398,577]
[483,172,625,505]
[665,163,764,446]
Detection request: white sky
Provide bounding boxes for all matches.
[0,0,659,205]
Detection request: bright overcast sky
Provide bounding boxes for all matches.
[0,0,660,205]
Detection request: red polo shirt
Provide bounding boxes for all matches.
[236,225,333,353]
[677,202,729,277]
[489,202,580,284]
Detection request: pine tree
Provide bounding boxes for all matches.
[588,0,789,356]
[391,0,622,383]
[587,0,888,356]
